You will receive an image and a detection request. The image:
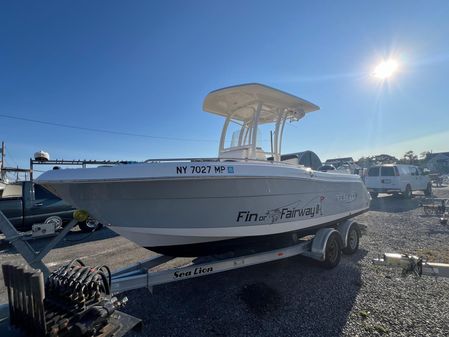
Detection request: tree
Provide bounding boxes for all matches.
[373,154,398,164]
[403,150,417,164]
[357,154,399,167]
[420,151,431,160]
[356,156,374,168]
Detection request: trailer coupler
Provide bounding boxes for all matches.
[2,260,141,337]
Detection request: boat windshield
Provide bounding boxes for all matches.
[220,115,280,161]
[228,124,263,149]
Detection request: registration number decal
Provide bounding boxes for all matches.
[176,165,233,175]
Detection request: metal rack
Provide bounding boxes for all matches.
[421,197,447,217]
[29,158,134,181]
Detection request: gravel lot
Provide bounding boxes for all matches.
[1,187,448,336]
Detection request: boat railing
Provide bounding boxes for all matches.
[143,156,299,165]
[142,157,306,169]
[144,157,266,163]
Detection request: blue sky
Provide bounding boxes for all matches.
[1,1,449,172]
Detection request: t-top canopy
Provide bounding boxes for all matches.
[203,83,319,124]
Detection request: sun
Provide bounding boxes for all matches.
[373,59,399,79]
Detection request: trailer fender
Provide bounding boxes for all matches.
[304,228,342,262]
[337,220,359,249]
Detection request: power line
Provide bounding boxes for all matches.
[0,113,218,143]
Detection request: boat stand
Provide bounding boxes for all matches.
[373,253,449,278]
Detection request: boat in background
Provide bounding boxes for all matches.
[37,83,371,256]
[0,180,6,198]
[1,141,31,197]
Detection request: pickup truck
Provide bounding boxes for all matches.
[0,181,100,233]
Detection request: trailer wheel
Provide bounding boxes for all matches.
[44,216,63,231]
[424,183,432,197]
[342,223,360,255]
[403,185,412,199]
[370,192,378,199]
[322,232,342,269]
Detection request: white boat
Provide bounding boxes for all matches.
[0,181,5,197]
[37,83,371,256]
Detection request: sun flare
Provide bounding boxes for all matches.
[373,59,399,79]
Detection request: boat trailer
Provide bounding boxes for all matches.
[0,209,361,336]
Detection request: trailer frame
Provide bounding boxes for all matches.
[1,210,361,336]
[1,208,361,291]
[110,220,360,294]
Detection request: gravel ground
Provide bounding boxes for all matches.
[1,186,449,336]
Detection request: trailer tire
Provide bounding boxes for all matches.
[370,192,378,199]
[424,183,432,197]
[322,232,342,269]
[403,185,412,199]
[44,216,63,231]
[342,224,360,255]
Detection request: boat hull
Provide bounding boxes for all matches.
[37,162,371,256]
[140,210,367,256]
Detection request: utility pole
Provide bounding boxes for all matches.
[1,141,5,181]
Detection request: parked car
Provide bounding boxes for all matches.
[0,181,101,232]
[364,164,432,199]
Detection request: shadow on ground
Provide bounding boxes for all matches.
[369,194,422,213]
[427,227,449,236]
[0,227,119,253]
[123,249,367,337]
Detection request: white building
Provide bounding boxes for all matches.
[426,152,449,173]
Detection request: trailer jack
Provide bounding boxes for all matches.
[373,253,449,278]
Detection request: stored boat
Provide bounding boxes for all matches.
[37,83,371,256]
[0,181,5,198]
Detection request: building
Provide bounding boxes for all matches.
[426,152,449,173]
[281,151,322,170]
[324,157,354,168]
